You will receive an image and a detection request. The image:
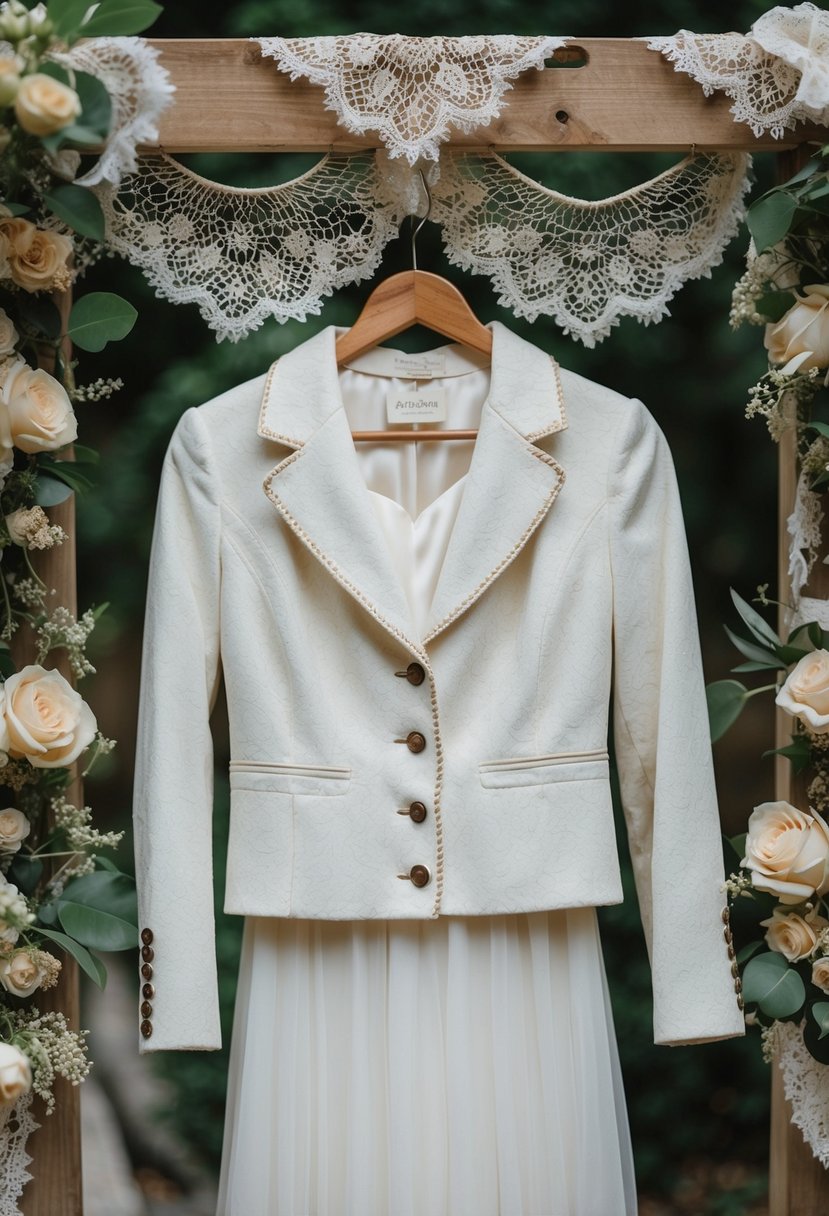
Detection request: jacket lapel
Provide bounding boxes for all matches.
[257,322,567,656]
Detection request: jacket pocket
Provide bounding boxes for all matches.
[229,760,351,796]
[479,748,610,789]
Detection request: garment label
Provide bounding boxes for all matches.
[386,387,448,424]
[390,352,447,379]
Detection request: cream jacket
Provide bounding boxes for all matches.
[132,321,745,1053]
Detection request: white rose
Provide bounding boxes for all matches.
[765,285,829,372]
[777,650,829,733]
[0,310,17,359]
[761,906,827,961]
[0,951,43,997]
[13,73,80,137]
[742,801,829,904]
[813,958,829,996]
[4,664,97,768]
[0,808,28,854]
[0,1042,31,1107]
[1,364,76,453]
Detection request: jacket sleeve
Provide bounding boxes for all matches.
[608,397,745,1047]
[132,406,223,1053]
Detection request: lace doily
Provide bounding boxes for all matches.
[94,152,400,342]
[254,35,566,164]
[47,37,175,187]
[425,150,751,347]
[0,1095,39,1216]
[776,1021,829,1167]
[646,3,829,139]
[788,464,825,605]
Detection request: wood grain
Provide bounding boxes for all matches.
[143,39,825,153]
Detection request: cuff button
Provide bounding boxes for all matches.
[140,962,153,980]
[140,1019,153,1039]
[140,1000,153,1018]
[140,928,154,946]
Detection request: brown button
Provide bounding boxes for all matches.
[405,663,425,686]
[736,994,745,1010]
[723,925,733,945]
[731,961,740,979]
[140,1000,153,1019]
[140,928,154,946]
[409,801,427,823]
[140,962,153,980]
[721,906,731,925]
[734,977,742,994]
[140,1019,153,1039]
[141,945,154,962]
[410,864,431,887]
[142,983,155,1000]
[406,731,426,754]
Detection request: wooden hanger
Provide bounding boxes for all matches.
[335,173,492,443]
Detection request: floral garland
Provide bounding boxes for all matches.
[0,0,164,1161]
[711,140,829,1069]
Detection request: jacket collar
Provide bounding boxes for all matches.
[258,321,567,656]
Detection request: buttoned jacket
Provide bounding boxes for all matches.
[132,321,745,1053]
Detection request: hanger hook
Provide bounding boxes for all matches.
[410,169,432,272]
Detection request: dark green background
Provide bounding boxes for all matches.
[75,1,790,1210]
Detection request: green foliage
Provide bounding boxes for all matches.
[36,926,108,988]
[42,184,105,241]
[742,951,806,1019]
[67,292,138,351]
[707,679,750,741]
[47,870,138,951]
[49,0,163,41]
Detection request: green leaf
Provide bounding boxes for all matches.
[36,900,59,926]
[743,951,806,1018]
[48,0,97,39]
[42,185,104,242]
[34,926,107,988]
[730,588,781,649]
[732,660,782,672]
[0,650,16,678]
[706,679,749,742]
[14,294,61,341]
[73,71,112,140]
[755,290,796,323]
[808,421,829,439]
[764,734,814,775]
[37,460,94,494]
[737,940,765,966]
[80,0,164,36]
[747,190,800,253]
[723,624,781,668]
[812,1002,829,1041]
[56,870,137,951]
[777,644,813,665]
[5,854,42,896]
[727,832,747,861]
[41,124,103,152]
[71,445,100,465]
[803,1008,829,1063]
[37,62,71,87]
[67,293,137,352]
[784,157,822,188]
[1,203,29,217]
[33,475,74,507]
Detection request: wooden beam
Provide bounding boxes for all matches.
[145,38,824,153]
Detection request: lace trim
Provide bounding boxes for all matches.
[777,1021,829,1167]
[48,37,175,187]
[428,151,751,348]
[0,1094,39,1216]
[94,152,400,342]
[254,34,566,164]
[788,465,825,605]
[645,3,829,139]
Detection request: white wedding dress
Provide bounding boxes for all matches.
[216,344,638,1216]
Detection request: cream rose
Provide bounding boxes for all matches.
[765,285,829,372]
[0,809,28,854]
[0,1043,31,1107]
[813,958,829,996]
[3,664,96,768]
[1,362,76,453]
[0,951,43,997]
[0,310,17,359]
[0,58,20,109]
[743,801,829,904]
[777,650,829,733]
[761,907,827,961]
[13,73,80,138]
[1,219,72,294]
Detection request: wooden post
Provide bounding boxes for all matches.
[12,285,83,1215]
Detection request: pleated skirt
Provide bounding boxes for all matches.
[216,908,637,1216]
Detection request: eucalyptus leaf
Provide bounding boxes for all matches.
[723,624,781,668]
[37,62,71,86]
[36,901,60,927]
[737,940,765,966]
[808,421,829,440]
[56,870,137,952]
[812,1002,829,1041]
[732,660,782,672]
[73,72,112,140]
[730,588,781,649]
[1,203,29,217]
[80,0,163,36]
[35,926,107,988]
[48,0,97,39]
[784,157,822,188]
[706,679,749,742]
[747,190,800,253]
[804,1008,829,1064]
[43,185,105,242]
[68,293,137,352]
[33,475,74,507]
[742,951,806,1018]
